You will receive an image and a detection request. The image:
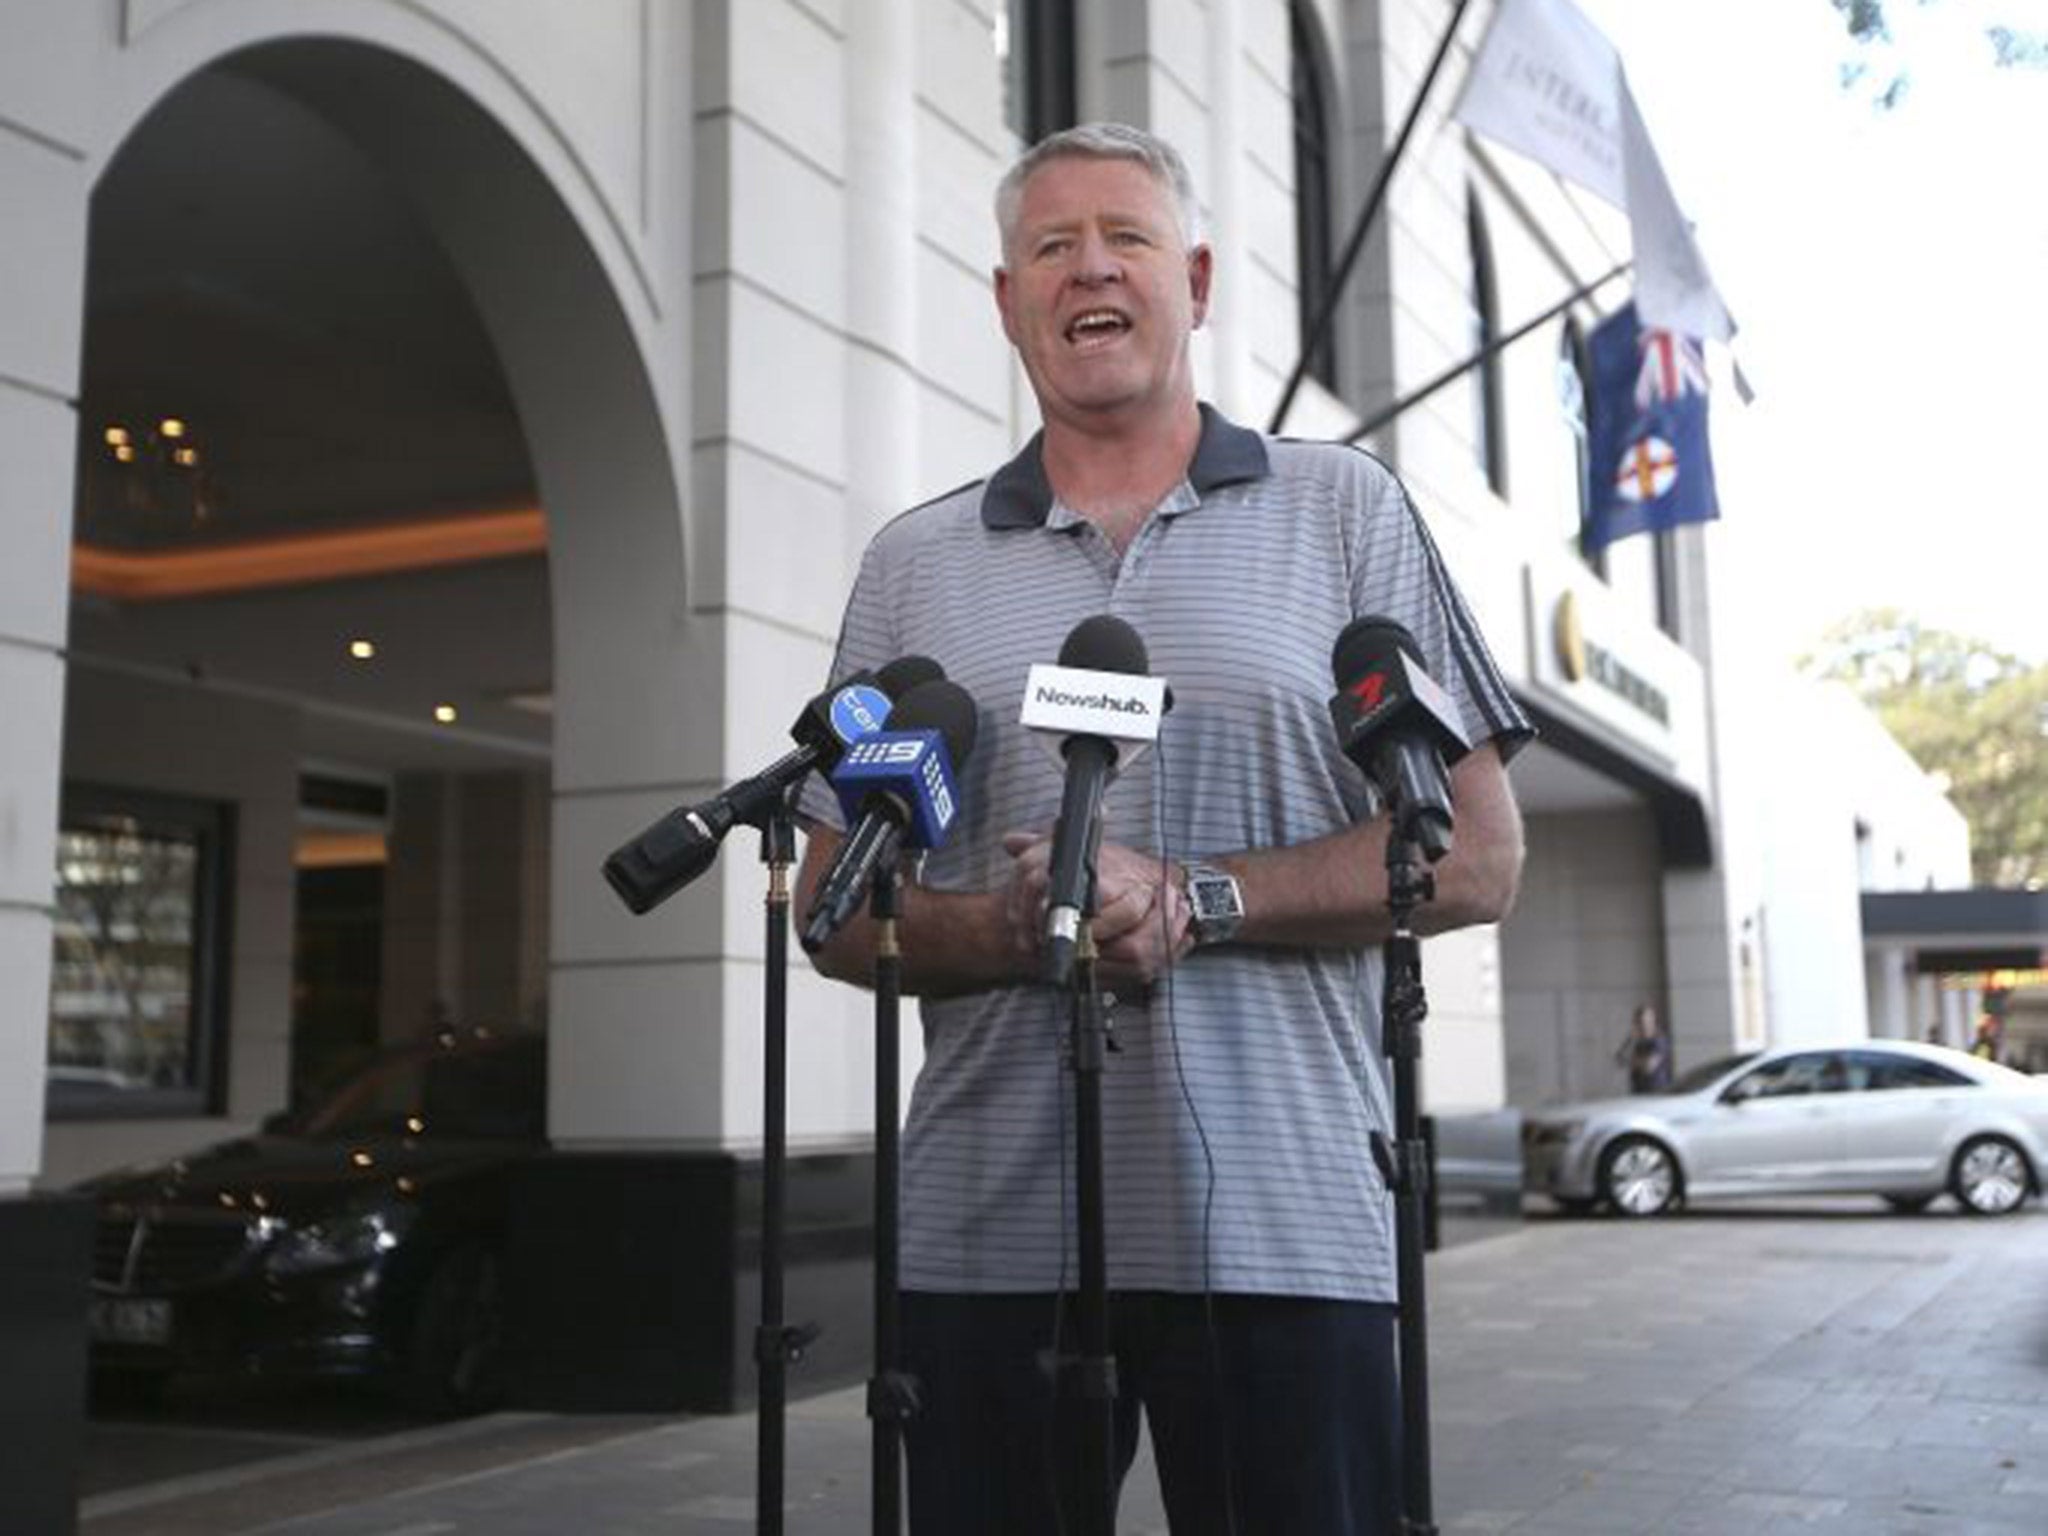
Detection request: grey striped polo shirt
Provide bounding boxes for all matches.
[799,404,1531,1300]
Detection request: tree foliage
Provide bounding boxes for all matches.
[1805,609,2048,886]
[1831,0,2048,109]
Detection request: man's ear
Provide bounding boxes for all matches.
[1188,244,1214,330]
[994,265,1020,346]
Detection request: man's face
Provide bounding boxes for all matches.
[994,155,1212,429]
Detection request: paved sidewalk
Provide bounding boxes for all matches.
[83,1201,2048,1535]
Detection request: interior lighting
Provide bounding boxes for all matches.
[104,426,130,448]
[112,444,136,463]
[348,639,376,661]
[158,417,187,440]
[172,446,199,467]
[433,703,458,724]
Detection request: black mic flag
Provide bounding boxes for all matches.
[1328,618,1469,864]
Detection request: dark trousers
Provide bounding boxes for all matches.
[900,1290,1401,1536]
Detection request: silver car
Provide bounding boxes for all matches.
[1522,1041,2048,1217]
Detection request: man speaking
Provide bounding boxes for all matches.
[796,123,1530,1535]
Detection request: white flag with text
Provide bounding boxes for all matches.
[1453,0,1734,342]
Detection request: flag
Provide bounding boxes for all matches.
[1583,302,1718,552]
[1452,0,1734,343]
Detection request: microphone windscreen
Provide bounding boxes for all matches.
[876,653,945,699]
[885,678,980,769]
[1057,614,1149,676]
[1332,615,1421,687]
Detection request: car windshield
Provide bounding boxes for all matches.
[1666,1051,1761,1095]
[296,1037,544,1141]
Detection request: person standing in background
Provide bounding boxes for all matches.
[1615,1002,1672,1093]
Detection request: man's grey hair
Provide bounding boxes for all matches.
[993,122,1202,258]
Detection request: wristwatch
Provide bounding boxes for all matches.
[1180,860,1245,949]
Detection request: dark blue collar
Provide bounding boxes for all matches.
[980,403,1271,530]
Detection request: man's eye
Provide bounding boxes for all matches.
[1035,237,1073,259]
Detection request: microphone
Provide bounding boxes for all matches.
[1030,615,1165,988]
[1327,618,1470,863]
[602,654,943,914]
[799,677,980,952]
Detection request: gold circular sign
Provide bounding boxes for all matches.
[1554,592,1587,682]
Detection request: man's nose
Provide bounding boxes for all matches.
[1072,230,1122,283]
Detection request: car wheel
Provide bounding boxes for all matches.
[1598,1135,1680,1217]
[402,1246,507,1415]
[1951,1136,2033,1216]
[1882,1193,1936,1215]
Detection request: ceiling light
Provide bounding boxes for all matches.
[172,446,198,467]
[104,426,129,448]
[433,704,458,724]
[112,444,135,463]
[158,417,187,440]
[348,639,376,661]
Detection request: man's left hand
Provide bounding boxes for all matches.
[1000,833,1192,987]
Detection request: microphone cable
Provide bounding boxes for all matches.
[1149,738,1243,1536]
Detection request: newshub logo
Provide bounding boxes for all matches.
[1034,684,1152,714]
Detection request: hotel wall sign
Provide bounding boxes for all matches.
[1554,591,1670,727]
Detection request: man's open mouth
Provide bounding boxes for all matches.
[1065,309,1132,347]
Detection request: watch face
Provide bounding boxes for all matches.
[1190,873,1243,921]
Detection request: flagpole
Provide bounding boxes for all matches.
[1343,260,1632,445]
[1267,0,1477,434]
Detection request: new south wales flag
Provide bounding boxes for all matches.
[1583,301,1719,554]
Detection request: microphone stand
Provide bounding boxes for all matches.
[1379,817,1439,1536]
[867,853,918,1533]
[754,799,820,1536]
[1063,915,1120,1536]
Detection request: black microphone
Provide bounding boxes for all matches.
[1328,618,1470,864]
[1040,615,1154,988]
[602,655,943,914]
[800,677,980,953]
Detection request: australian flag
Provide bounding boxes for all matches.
[1583,301,1719,554]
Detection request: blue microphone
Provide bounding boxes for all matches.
[602,655,942,914]
[800,678,979,952]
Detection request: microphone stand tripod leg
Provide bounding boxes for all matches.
[754,809,812,1536]
[868,862,917,1534]
[1383,840,1438,1536]
[1065,930,1119,1536]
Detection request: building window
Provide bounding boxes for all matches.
[1653,527,1681,640]
[1466,189,1507,495]
[1557,317,1605,577]
[997,0,1077,144]
[46,786,232,1119]
[1292,1,1338,390]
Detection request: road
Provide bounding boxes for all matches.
[81,1196,2048,1534]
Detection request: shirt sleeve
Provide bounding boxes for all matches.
[793,535,902,832]
[1341,448,1535,763]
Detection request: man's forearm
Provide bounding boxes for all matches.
[798,830,1031,998]
[798,744,1523,987]
[1209,744,1523,950]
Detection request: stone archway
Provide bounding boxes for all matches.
[192,38,713,1153]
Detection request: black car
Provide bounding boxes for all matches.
[79,1027,544,1412]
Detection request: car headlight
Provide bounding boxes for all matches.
[264,1205,418,1276]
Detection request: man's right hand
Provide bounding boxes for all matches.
[1000,831,1186,986]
